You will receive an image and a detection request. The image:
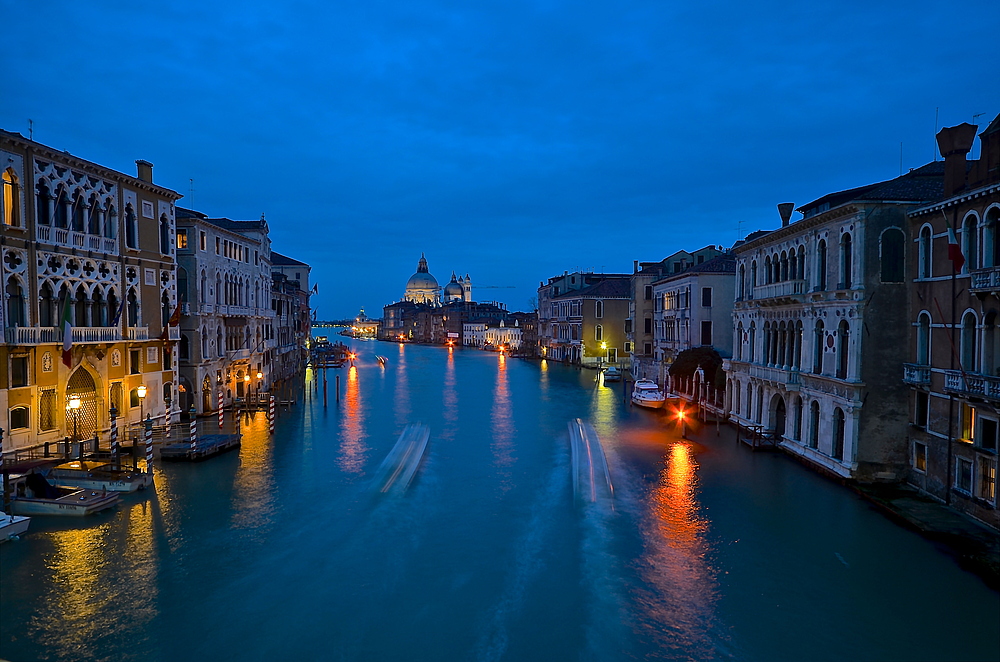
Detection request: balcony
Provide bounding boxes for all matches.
[752,279,807,304]
[944,370,1000,401]
[228,348,251,360]
[903,363,931,385]
[749,363,801,389]
[36,225,119,256]
[970,268,1000,293]
[128,327,149,341]
[5,326,123,345]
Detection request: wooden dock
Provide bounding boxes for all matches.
[160,434,241,462]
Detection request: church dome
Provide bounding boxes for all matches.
[404,253,440,305]
[443,271,464,299]
[407,272,439,290]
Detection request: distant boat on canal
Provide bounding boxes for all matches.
[602,366,622,382]
[631,379,666,409]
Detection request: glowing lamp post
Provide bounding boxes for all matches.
[68,395,82,443]
[677,405,688,439]
[137,384,147,422]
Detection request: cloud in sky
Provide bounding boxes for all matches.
[4,0,999,317]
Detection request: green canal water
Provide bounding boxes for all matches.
[1,340,998,661]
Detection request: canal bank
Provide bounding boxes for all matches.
[681,414,1000,591]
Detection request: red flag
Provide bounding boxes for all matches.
[61,293,74,367]
[945,212,965,273]
[160,303,181,340]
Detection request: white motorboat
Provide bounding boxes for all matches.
[0,511,30,542]
[8,471,119,517]
[46,460,153,493]
[631,379,666,409]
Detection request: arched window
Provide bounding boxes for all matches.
[178,267,188,303]
[817,239,827,290]
[918,226,932,279]
[880,228,905,282]
[54,186,68,228]
[789,251,797,282]
[917,312,931,365]
[780,251,789,281]
[738,264,746,300]
[216,273,223,305]
[105,202,118,239]
[837,320,850,379]
[39,282,55,327]
[5,277,26,326]
[595,324,603,341]
[71,190,85,232]
[794,320,804,370]
[833,408,846,461]
[809,400,820,449]
[92,287,107,327]
[750,260,758,292]
[797,245,806,280]
[962,213,979,272]
[983,312,1000,376]
[36,182,51,225]
[159,214,171,254]
[9,406,29,430]
[88,194,101,235]
[746,383,753,420]
[129,388,140,409]
[216,327,223,357]
[764,256,772,284]
[74,285,88,327]
[735,322,743,361]
[125,204,137,248]
[840,233,853,289]
[161,290,171,327]
[733,381,741,415]
[595,300,603,318]
[748,322,756,362]
[793,396,803,440]
[2,168,21,227]
[127,288,139,327]
[961,311,978,372]
[107,290,119,326]
[813,320,825,373]
[987,207,1000,269]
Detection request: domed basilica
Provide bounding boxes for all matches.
[404,253,471,305]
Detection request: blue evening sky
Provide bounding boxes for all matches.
[4,0,999,318]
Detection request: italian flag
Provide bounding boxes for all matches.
[947,214,965,273]
[61,293,74,367]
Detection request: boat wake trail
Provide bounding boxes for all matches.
[370,424,430,495]
[569,418,614,506]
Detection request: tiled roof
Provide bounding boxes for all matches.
[799,161,946,216]
[681,254,736,274]
[176,207,267,232]
[554,277,631,299]
[271,251,307,266]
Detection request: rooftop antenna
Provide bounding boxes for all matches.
[28,119,33,141]
[737,218,744,242]
[189,178,194,210]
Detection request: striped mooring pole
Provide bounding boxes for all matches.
[110,407,119,469]
[218,390,224,429]
[165,402,171,438]
[189,405,198,452]
[144,415,154,475]
[269,395,276,434]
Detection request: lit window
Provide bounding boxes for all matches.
[9,406,29,429]
[913,441,927,473]
[177,229,188,249]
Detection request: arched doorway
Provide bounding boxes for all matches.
[67,367,100,441]
[772,395,787,439]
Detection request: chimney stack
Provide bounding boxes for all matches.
[135,159,153,183]
[936,123,977,197]
[777,202,795,228]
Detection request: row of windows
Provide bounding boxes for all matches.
[731,386,849,461]
[914,310,1000,375]
[913,441,996,503]
[6,383,162,433]
[917,205,1000,278]
[734,319,852,379]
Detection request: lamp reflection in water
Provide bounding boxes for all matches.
[638,441,719,656]
[336,365,368,474]
[491,351,515,491]
[441,346,458,442]
[231,396,277,530]
[394,344,411,426]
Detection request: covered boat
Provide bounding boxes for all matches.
[8,471,119,517]
[46,460,153,492]
[631,379,666,409]
[602,366,622,382]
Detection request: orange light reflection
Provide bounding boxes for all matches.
[491,350,515,489]
[337,365,368,474]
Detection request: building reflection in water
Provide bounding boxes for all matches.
[539,359,549,401]
[491,354,515,489]
[638,441,720,656]
[336,365,369,474]
[588,376,619,441]
[231,411,278,528]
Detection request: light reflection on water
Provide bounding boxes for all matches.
[231,412,278,528]
[441,348,458,441]
[335,365,368,474]
[491,354,515,490]
[638,441,722,658]
[394,343,410,426]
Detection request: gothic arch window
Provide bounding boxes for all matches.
[735,322,743,361]
[88,194,101,235]
[107,289,120,326]
[750,260,758,292]
[880,228,905,282]
[780,251,789,281]
[813,319,825,374]
[986,206,1000,269]
[201,270,208,304]
[36,181,51,225]
[178,267,188,303]
[5,276,26,326]
[916,312,931,365]
[840,233,853,289]
[161,290,171,327]
[92,287,108,327]
[797,245,806,279]
[809,400,820,449]
[837,320,850,379]
[764,256,772,284]
[733,381,741,416]
[817,239,827,290]
[216,273,223,305]
[125,204,138,249]
[595,324,603,341]
[984,311,1000,376]
[918,225,932,279]
[961,311,979,372]
[71,190,86,232]
[39,281,55,327]
[595,300,603,318]
[738,264,746,299]
[217,327,223,357]
[2,168,21,227]
[105,200,118,239]
[127,287,139,327]
[74,284,88,327]
[833,408,846,461]
[54,186,69,228]
[962,212,979,273]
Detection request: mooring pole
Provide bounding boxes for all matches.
[323,367,328,408]
[144,415,154,475]
[190,405,198,452]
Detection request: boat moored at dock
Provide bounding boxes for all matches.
[0,511,30,542]
[46,460,153,492]
[631,379,666,409]
[8,471,119,517]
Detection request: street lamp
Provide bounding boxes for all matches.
[68,394,81,442]
[137,384,147,422]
